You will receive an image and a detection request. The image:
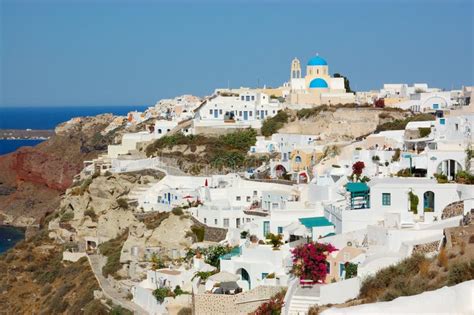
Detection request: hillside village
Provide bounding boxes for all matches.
[2,54,474,315]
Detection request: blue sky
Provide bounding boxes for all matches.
[1,0,473,107]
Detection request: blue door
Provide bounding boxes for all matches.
[261,110,265,119]
[214,109,218,118]
[243,111,248,120]
[167,193,171,204]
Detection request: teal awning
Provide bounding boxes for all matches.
[299,217,334,228]
[346,182,369,193]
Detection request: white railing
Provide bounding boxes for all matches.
[282,277,299,315]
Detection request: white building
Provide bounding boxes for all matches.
[193,90,281,130]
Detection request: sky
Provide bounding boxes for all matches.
[1,0,473,107]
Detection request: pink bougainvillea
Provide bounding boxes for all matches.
[290,242,337,283]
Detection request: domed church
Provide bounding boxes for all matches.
[288,54,355,106]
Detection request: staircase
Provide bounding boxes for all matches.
[287,285,321,315]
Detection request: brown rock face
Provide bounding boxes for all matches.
[0,114,120,225]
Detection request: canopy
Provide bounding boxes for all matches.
[208,271,239,282]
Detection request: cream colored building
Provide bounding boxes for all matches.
[288,54,355,106]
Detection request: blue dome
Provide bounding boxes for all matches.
[307,55,327,66]
[309,78,329,88]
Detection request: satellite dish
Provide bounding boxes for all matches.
[347,241,353,247]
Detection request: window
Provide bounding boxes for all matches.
[382,193,391,206]
[277,226,283,234]
[253,190,258,196]
[262,273,268,279]
[246,196,251,202]
[251,96,255,101]
[249,111,253,117]
[432,104,439,109]
[223,218,229,227]
[158,129,162,134]
[239,111,242,116]
[209,109,213,114]
[246,96,250,101]
[241,96,244,101]
[214,219,218,225]
[263,221,270,237]
[219,109,223,115]
[236,196,241,201]
[440,118,445,125]
[246,218,251,222]
[204,218,207,224]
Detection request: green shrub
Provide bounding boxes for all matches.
[408,191,419,214]
[418,127,431,138]
[191,225,205,242]
[455,171,474,185]
[153,287,173,303]
[172,207,184,216]
[448,261,474,285]
[345,262,358,279]
[261,111,289,136]
[375,113,435,132]
[99,229,128,278]
[434,173,448,183]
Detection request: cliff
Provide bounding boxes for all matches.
[0,114,120,226]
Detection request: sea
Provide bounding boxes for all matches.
[0,105,148,251]
[0,105,148,155]
[0,226,25,254]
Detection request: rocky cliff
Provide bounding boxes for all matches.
[0,114,120,226]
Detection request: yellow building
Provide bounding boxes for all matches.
[290,148,323,173]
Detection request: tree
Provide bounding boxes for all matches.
[266,233,284,250]
[333,73,353,93]
[344,262,358,279]
[290,242,337,283]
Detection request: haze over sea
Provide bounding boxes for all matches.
[0,105,148,155]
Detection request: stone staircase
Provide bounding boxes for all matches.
[288,285,321,315]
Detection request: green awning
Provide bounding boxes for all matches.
[346,182,369,193]
[299,217,334,228]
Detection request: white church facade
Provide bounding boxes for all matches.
[288,55,355,106]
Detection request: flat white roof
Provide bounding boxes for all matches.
[369,177,437,187]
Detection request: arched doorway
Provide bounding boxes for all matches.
[236,268,251,289]
[437,159,462,180]
[275,164,287,178]
[423,191,435,212]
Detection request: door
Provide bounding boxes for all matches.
[263,221,270,237]
[214,109,218,118]
[236,218,241,228]
[243,111,248,120]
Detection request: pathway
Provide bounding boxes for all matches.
[88,254,148,315]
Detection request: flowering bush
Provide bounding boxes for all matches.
[251,290,286,315]
[290,242,337,283]
[352,161,365,180]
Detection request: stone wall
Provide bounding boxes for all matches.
[194,285,285,315]
[412,240,440,254]
[441,201,464,220]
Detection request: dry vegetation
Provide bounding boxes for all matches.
[309,224,474,314]
[0,230,101,314]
